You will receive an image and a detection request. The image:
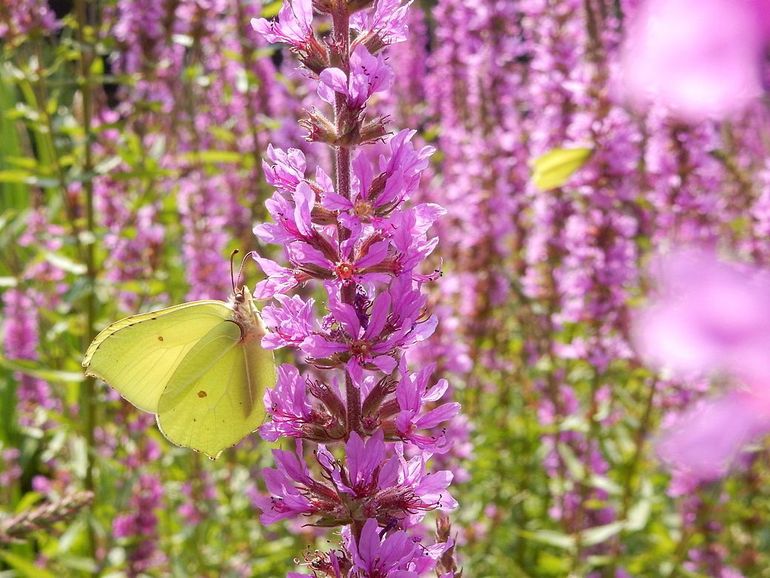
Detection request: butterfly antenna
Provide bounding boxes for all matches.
[235,251,255,291]
[230,249,240,293]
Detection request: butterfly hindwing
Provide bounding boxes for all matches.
[157,325,273,459]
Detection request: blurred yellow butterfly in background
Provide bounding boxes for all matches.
[530,146,593,191]
[83,276,276,459]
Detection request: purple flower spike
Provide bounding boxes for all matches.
[249,0,459,572]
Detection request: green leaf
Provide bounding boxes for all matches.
[0,358,84,383]
[531,147,593,191]
[0,552,57,578]
[0,72,28,211]
[44,251,87,275]
[0,371,18,445]
[538,552,570,574]
[626,479,653,531]
[14,491,44,514]
[581,521,625,547]
[557,442,586,479]
[0,170,58,188]
[518,529,576,551]
[179,150,244,165]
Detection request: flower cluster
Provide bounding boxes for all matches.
[0,0,57,43]
[287,518,452,578]
[2,288,59,428]
[250,0,460,574]
[112,471,166,577]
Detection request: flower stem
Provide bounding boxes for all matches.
[75,0,98,561]
[331,0,351,200]
[345,371,362,436]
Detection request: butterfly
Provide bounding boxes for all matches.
[82,257,276,459]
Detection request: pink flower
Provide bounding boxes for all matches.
[635,249,770,478]
[251,0,313,48]
[657,391,770,480]
[622,0,770,118]
[262,145,307,195]
[260,364,315,441]
[318,45,393,109]
[316,430,398,497]
[252,254,310,299]
[394,357,461,453]
[351,0,413,47]
[285,230,392,286]
[303,289,400,373]
[253,182,317,245]
[256,433,455,526]
[261,294,316,350]
[348,518,419,577]
[324,131,433,213]
[634,249,770,385]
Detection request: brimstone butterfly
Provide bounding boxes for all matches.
[82,282,276,459]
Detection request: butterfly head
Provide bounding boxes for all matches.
[231,285,266,342]
[233,284,249,305]
[228,249,266,341]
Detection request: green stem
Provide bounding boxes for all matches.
[604,377,658,576]
[569,363,603,575]
[75,0,98,561]
[12,45,83,255]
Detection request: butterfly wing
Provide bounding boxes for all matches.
[82,301,232,413]
[157,325,276,458]
[531,147,593,191]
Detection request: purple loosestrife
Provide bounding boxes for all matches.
[112,471,166,577]
[105,0,300,302]
[383,6,428,128]
[250,1,459,574]
[111,411,166,577]
[1,288,58,428]
[288,517,449,578]
[0,0,57,41]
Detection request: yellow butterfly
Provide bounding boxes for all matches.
[83,274,276,459]
[531,146,593,191]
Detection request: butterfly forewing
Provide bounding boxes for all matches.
[83,291,277,459]
[83,301,233,413]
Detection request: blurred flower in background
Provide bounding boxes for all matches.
[635,249,770,478]
[623,0,770,118]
